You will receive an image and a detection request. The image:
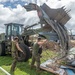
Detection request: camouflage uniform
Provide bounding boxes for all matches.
[11,41,18,72]
[31,42,41,71]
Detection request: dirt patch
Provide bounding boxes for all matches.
[43,41,60,52]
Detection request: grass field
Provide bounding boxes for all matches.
[0,70,6,75]
[0,50,56,75]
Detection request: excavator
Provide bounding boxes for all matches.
[0,23,31,62]
[0,3,71,62]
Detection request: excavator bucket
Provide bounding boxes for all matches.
[41,3,71,25]
[23,3,71,58]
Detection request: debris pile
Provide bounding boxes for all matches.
[70,40,75,47]
[43,41,60,51]
[40,59,66,75]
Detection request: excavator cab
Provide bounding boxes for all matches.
[0,23,30,62]
[5,23,23,40]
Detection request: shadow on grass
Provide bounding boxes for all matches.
[0,55,12,66]
[16,59,55,75]
[0,56,55,75]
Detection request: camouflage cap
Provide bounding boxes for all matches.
[13,36,19,40]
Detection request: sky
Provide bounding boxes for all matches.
[0,0,75,34]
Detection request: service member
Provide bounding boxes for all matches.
[10,36,24,72]
[31,37,47,72]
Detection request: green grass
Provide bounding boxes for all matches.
[41,50,57,63]
[0,50,56,75]
[0,70,6,75]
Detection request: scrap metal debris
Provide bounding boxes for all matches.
[66,47,75,67]
[40,59,75,75]
[40,59,66,75]
[24,3,71,59]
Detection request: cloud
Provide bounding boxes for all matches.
[21,0,32,4]
[0,0,8,3]
[0,4,26,33]
[45,0,75,34]
[23,11,40,27]
[10,0,14,3]
[0,4,13,33]
[37,0,47,6]
[21,0,47,5]
[0,4,40,33]
[0,0,75,35]
[0,0,18,3]
[64,1,75,34]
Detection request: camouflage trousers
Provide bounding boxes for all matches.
[31,54,40,71]
[10,52,18,72]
